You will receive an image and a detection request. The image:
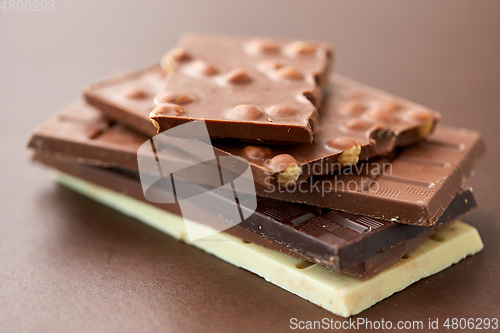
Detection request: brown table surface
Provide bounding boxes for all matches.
[1,1,499,332]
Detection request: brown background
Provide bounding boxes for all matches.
[1,1,499,332]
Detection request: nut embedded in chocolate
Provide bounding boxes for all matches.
[288,41,317,55]
[384,100,403,112]
[340,100,365,115]
[343,118,372,131]
[150,103,184,116]
[246,39,279,55]
[406,109,434,139]
[170,47,191,62]
[268,154,301,186]
[328,137,362,166]
[161,47,190,72]
[275,66,303,80]
[155,91,193,105]
[257,60,283,72]
[225,68,251,84]
[337,145,362,167]
[228,105,261,120]
[244,146,272,161]
[150,118,160,131]
[365,107,396,124]
[123,87,148,100]
[188,60,218,76]
[406,108,433,122]
[276,165,301,186]
[268,154,297,173]
[149,103,184,131]
[266,105,297,117]
[417,121,434,139]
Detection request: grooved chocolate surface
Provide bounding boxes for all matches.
[84,66,441,189]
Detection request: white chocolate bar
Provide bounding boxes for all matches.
[52,170,484,317]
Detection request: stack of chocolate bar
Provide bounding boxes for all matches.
[28,34,486,317]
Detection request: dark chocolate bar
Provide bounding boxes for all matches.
[27,100,483,226]
[32,153,475,278]
[84,66,441,188]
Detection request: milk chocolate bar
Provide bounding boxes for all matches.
[86,34,333,144]
[84,66,441,188]
[27,101,483,226]
[31,153,476,275]
[45,167,488,317]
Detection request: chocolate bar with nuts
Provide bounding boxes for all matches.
[31,153,475,278]
[84,65,441,189]
[87,34,333,144]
